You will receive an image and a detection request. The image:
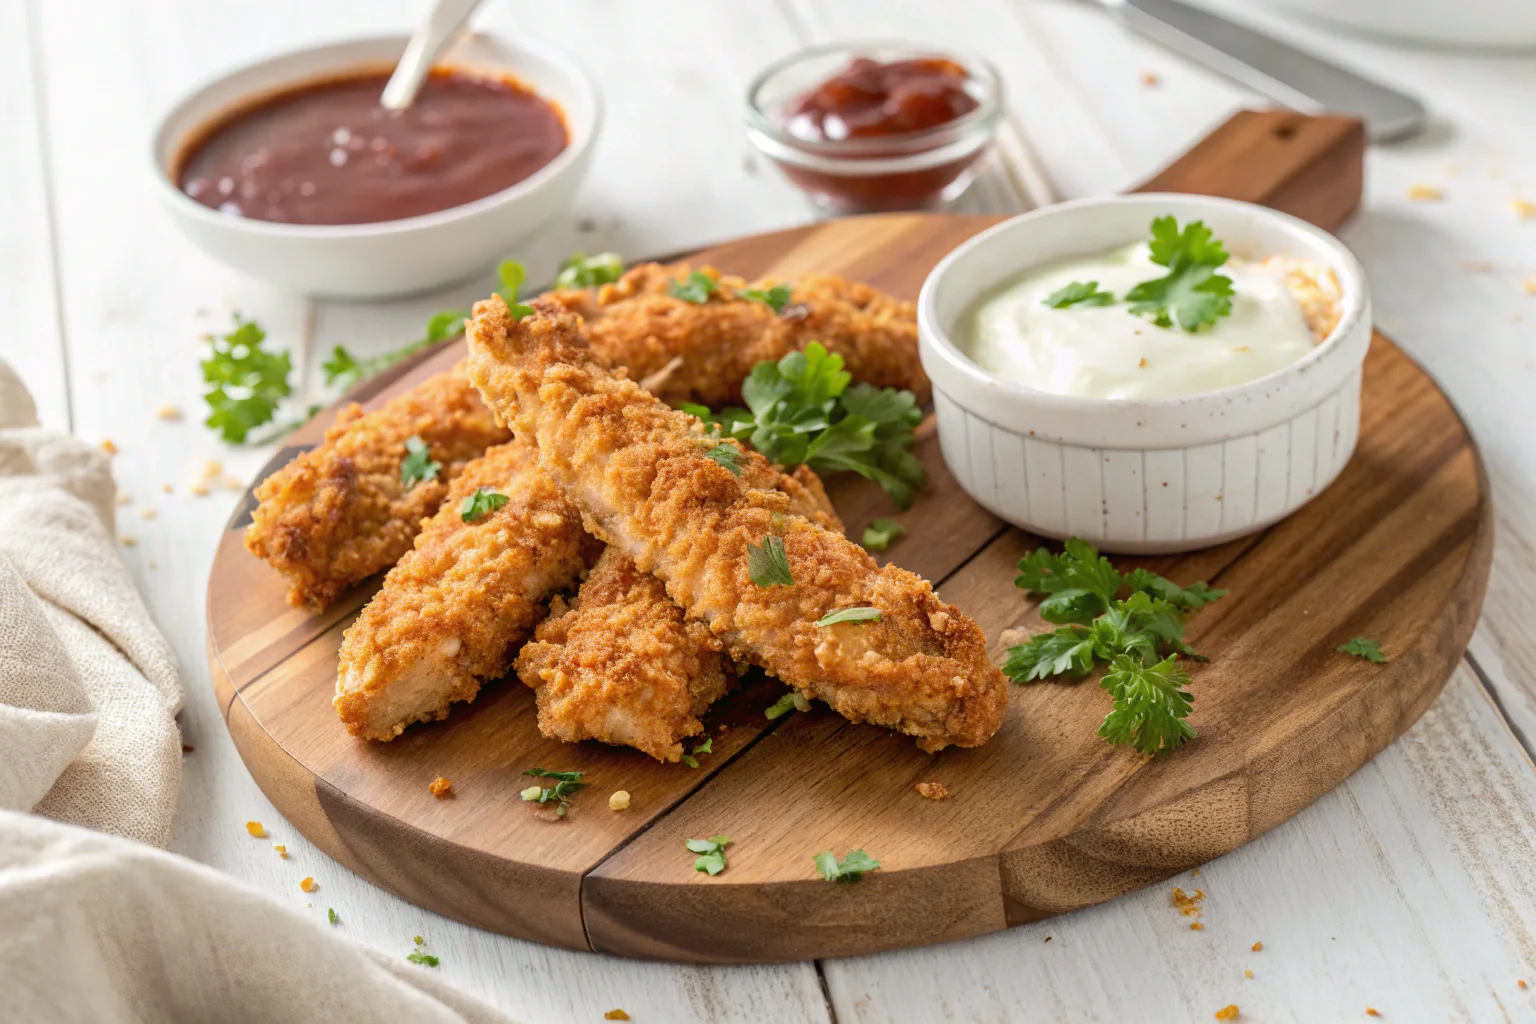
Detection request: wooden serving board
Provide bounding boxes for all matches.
[207,111,1491,963]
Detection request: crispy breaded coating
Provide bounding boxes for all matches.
[244,365,508,610]
[517,547,732,762]
[334,436,600,740]
[544,263,929,407]
[467,299,1005,752]
[516,459,842,762]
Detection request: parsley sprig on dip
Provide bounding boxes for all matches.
[960,216,1335,401]
[1003,538,1226,755]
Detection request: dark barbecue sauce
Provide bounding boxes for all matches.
[176,68,567,226]
[783,57,978,143]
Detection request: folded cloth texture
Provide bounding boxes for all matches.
[0,362,514,1023]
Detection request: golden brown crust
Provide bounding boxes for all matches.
[467,298,1005,751]
[244,365,509,610]
[515,461,841,761]
[334,436,600,740]
[544,263,929,407]
[516,547,731,762]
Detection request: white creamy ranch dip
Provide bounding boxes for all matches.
[960,243,1340,400]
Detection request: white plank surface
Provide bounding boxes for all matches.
[8,0,1536,1020]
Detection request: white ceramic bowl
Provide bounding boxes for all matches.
[150,33,600,298]
[918,194,1370,554]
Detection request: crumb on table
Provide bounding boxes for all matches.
[1190,922,1203,931]
[1215,1005,1240,1021]
[1251,941,1263,952]
[189,482,210,497]
[300,877,317,893]
[1406,184,1443,201]
[155,403,181,421]
[100,439,118,455]
[429,776,453,798]
[1511,199,1536,220]
[915,782,950,800]
[245,821,265,838]
[1244,969,1253,979]
[1366,1009,1381,1018]
[604,1011,631,1021]
[1140,70,1159,87]
[274,844,288,859]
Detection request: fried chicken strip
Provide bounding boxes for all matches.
[545,263,929,408]
[245,365,509,610]
[334,436,600,740]
[516,459,843,762]
[468,298,1005,752]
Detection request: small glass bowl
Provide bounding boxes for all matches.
[745,40,1003,215]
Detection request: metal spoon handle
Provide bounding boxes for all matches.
[380,0,485,111]
[1108,0,1426,142]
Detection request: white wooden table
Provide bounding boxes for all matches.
[5,0,1536,1019]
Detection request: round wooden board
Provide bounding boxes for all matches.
[209,117,1491,963]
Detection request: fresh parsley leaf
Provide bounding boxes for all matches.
[741,283,793,313]
[719,343,925,509]
[704,442,743,475]
[668,271,717,304]
[400,435,441,489]
[681,754,699,768]
[694,738,713,755]
[323,310,469,391]
[460,487,509,522]
[1339,637,1387,663]
[1044,281,1115,309]
[861,518,904,551]
[522,769,585,816]
[1124,217,1234,332]
[1096,653,1195,755]
[1123,568,1227,611]
[687,834,732,875]
[496,260,526,304]
[765,692,799,719]
[817,606,882,626]
[748,534,793,587]
[327,908,338,925]
[406,950,440,967]
[554,251,624,289]
[1003,626,1098,682]
[1014,539,1125,624]
[201,314,293,444]
[814,849,882,883]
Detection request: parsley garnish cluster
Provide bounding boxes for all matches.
[554,251,624,290]
[814,849,881,883]
[1004,538,1226,755]
[680,737,712,769]
[201,314,294,444]
[740,283,793,313]
[1044,217,1236,333]
[400,435,441,489]
[687,834,732,875]
[521,768,585,816]
[668,270,718,304]
[686,343,925,509]
[459,486,509,522]
[1339,637,1387,662]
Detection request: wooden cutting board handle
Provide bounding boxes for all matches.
[1135,109,1365,232]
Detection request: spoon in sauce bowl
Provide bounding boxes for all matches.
[380,0,487,110]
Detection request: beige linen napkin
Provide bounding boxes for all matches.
[0,361,513,1024]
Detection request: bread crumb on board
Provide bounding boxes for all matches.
[609,790,631,811]
[915,782,950,800]
[429,776,453,798]
[1214,1005,1240,1021]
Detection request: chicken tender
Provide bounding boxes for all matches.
[468,298,1005,752]
[516,457,843,762]
[545,263,929,408]
[334,437,600,740]
[245,365,508,610]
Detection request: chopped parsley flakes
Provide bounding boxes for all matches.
[686,834,732,875]
[460,487,509,522]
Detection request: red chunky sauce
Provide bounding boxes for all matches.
[773,57,984,213]
[176,68,567,225]
[783,57,978,142]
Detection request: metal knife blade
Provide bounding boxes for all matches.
[1101,0,1426,142]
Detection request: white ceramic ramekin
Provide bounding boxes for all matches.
[150,33,600,299]
[918,194,1371,554]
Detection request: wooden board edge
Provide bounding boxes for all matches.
[993,435,1495,923]
[223,687,593,951]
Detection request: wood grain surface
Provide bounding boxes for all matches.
[206,112,1491,962]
